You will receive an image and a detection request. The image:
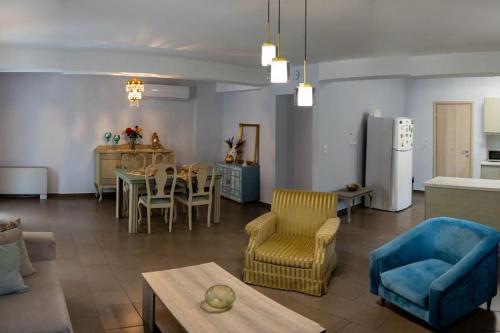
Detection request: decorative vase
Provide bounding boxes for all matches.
[235,151,243,164]
[200,284,236,313]
[225,153,234,164]
[129,138,136,150]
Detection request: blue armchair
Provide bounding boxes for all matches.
[370,217,500,329]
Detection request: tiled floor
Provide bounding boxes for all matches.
[0,192,498,332]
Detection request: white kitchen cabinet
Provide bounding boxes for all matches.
[484,97,500,133]
[481,162,500,179]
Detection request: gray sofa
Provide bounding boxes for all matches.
[0,232,73,333]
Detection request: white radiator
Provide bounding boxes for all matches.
[0,167,48,199]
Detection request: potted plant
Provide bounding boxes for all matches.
[234,138,245,164]
[124,126,143,150]
[224,137,235,163]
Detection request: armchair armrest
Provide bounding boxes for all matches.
[245,212,277,257]
[23,231,56,262]
[313,217,340,271]
[369,224,433,294]
[315,217,340,251]
[431,236,499,294]
[428,235,500,327]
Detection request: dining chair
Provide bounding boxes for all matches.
[138,163,177,234]
[121,153,146,212]
[154,153,184,198]
[175,163,215,230]
[153,153,176,165]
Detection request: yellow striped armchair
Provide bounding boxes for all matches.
[243,189,340,296]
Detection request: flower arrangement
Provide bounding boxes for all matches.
[224,137,245,164]
[124,126,143,149]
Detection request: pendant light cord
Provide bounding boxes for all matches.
[304,0,308,83]
[305,0,307,63]
[277,0,281,57]
[267,0,271,42]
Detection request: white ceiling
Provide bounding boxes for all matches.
[2,0,500,68]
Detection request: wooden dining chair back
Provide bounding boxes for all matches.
[144,163,177,199]
[138,163,177,233]
[120,153,146,212]
[175,162,215,230]
[187,163,216,200]
[121,153,146,170]
[153,153,176,165]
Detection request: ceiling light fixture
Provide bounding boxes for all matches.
[270,0,289,83]
[295,0,314,107]
[261,0,276,67]
[126,77,144,108]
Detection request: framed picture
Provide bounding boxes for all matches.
[238,123,260,165]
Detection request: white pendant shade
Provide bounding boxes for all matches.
[296,83,314,107]
[271,57,289,83]
[261,42,277,67]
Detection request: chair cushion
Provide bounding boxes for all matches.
[139,197,172,206]
[254,234,315,269]
[381,258,452,308]
[175,193,210,203]
[0,260,72,332]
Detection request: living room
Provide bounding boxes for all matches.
[2,1,500,333]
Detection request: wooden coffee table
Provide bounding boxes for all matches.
[335,187,373,223]
[142,262,326,333]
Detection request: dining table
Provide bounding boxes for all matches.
[115,168,222,233]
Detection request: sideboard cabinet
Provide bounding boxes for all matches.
[217,163,260,203]
[95,145,175,201]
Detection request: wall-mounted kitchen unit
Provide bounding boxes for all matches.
[484,97,500,134]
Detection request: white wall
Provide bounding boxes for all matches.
[275,95,292,189]
[314,79,407,194]
[0,73,220,194]
[405,77,500,190]
[219,64,319,204]
[194,82,222,162]
[275,94,313,190]
[220,88,276,204]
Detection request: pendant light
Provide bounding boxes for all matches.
[296,0,314,107]
[270,0,289,83]
[261,0,276,66]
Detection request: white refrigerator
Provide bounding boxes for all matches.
[365,117,414,212]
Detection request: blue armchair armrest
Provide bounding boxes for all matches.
[370,223,434,294]
[428,235,500,327]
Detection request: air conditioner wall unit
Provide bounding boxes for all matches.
[143,84,190,100]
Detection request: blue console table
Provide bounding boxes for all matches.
[217,163,260,203]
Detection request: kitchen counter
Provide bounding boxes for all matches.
[424,176,500,192]
[480,161,500,166]
[424,176,500,229]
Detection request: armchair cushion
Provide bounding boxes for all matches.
[381,258,452,308]
[254,234,315,269]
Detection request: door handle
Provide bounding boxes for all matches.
[462,150,469,154]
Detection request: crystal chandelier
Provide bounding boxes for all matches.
[126,77,144,108]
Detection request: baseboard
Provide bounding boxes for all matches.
[259,201,271,209]
[48,193,96,198]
